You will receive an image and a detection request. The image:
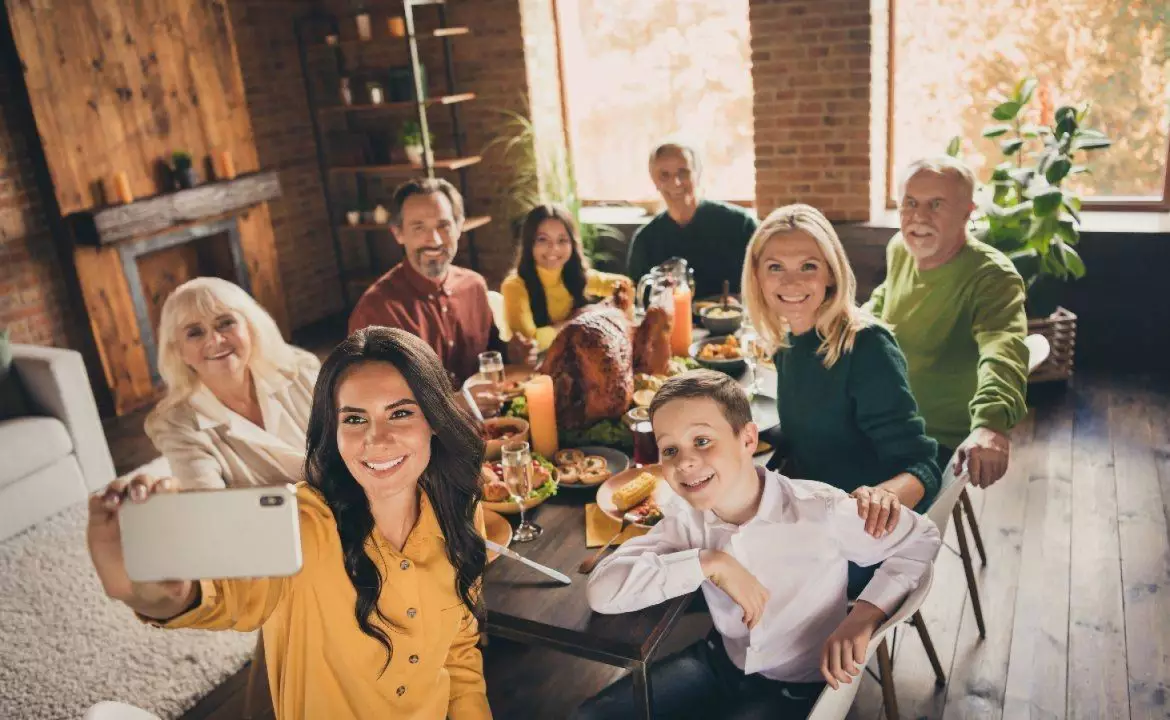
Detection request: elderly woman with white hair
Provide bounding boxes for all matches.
[145,277,320,489]
[741,204,940,556]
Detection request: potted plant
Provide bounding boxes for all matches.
[398,119,432,167]
[171,151,199,189]
[484,106,616,266]
[948,76,1112,380]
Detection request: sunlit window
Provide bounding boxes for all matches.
[556,0,755,203]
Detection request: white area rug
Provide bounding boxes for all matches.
[0,456,257,719]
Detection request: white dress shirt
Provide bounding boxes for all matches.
[145,350,320,489]
[587,468,941,682]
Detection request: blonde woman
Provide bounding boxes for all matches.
[742,204,939,562]
[145,277,320,489]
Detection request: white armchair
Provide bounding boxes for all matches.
[0,345,115,541]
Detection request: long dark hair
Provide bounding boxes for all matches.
[304,327,486,673]
[516,204,590,326]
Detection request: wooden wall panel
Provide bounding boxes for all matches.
[6,0,259,214]
[71,245,155,414]
[236,203,289,334]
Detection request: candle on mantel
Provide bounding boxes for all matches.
[671,285,693,356]
[111,172,134,204]
[524,374,559,459]
[214,149,236,180]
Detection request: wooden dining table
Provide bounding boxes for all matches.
[482,353,779,720]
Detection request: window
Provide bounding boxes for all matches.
[555,0,754,204]
[889,0,1170,208]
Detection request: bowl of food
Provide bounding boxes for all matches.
[481,417,530,460]
[699,304,744,335]
[479,455,558,513]
[690,335,747,376]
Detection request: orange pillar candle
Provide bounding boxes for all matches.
[524,374,559,459]
[671,285,693,356]
[111,172,134,204]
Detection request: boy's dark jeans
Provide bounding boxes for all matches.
[571,630,825,720]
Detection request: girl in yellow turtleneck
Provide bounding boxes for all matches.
[501,204,631,350]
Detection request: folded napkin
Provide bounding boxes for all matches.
[585,502,650,548]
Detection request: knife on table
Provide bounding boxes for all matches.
[485,539,571,585]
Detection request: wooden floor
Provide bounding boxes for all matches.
[102,372,1168,720]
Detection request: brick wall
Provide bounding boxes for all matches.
[230,0,343,328]
[0,36,73,347]
[749,0,872,221]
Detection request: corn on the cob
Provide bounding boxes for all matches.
[612,472,658,511]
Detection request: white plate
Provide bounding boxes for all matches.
[557,446,631,490]
[596,464,680,529]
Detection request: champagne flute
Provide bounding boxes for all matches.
[501,441,542,542]
[740,316,761,397]
[478,351,505,387]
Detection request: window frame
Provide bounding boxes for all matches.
[884,0,1170,212]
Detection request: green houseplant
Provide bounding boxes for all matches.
[484,107,614,265]
[948,77,1112,317]
[398,120,433,167]
[171,150,199,189]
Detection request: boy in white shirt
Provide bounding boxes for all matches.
[577,370,941,718]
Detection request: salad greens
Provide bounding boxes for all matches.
[503,395,529,419]
[530,453,559,499]
[561,419,633,453]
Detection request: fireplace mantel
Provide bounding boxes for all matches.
[66,172,282,246]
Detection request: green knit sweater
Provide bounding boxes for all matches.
[866,233,1029,450]
[774,324,940,508]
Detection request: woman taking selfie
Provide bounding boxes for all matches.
[88,327,491,719]
[741,204,940,546]
[501,204,631,350]
[146,276,320,489]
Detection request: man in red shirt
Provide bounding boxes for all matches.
[348,178,533,386]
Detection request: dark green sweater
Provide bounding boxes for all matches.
[625,200,758,297]
[774,323,940,508]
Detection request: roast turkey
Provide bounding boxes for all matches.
[541,307,634,429]
[633,306,672,376]
[541,304,674,429]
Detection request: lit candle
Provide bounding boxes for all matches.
[524,374,559,459]
[111,172,133,204]
[671,285,693,356]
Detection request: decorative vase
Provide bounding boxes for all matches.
[355,13,371,41]
[373,205,389,224]
[404,145,424,166]
[387,17,406,37]
[346,211,361,226]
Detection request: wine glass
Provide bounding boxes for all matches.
[478,351,505,387]
[501,441,542,542]
[740,316,762,397]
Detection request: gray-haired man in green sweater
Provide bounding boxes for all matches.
[865,156,1029,489]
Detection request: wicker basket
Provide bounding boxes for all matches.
[1027,306,1076,383]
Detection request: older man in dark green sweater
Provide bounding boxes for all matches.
[866,157,1029,489]
[625,142,758,298]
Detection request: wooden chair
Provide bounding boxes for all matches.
[807,564,938,720]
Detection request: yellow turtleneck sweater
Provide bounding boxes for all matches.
[500,266,628,349]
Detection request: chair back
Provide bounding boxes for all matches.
[807,564,936,720]
[926,456,967,538]
[1025,333,1050,374]
[486,290,511,341]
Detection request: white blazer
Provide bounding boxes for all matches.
[145,350,321,489]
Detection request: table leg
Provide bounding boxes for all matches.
[631,660,654,720]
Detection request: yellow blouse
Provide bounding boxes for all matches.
[501,266,629,349]
[156,484,491,720]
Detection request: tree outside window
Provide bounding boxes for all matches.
[890,0,1169,206]
[557,0,755,205]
